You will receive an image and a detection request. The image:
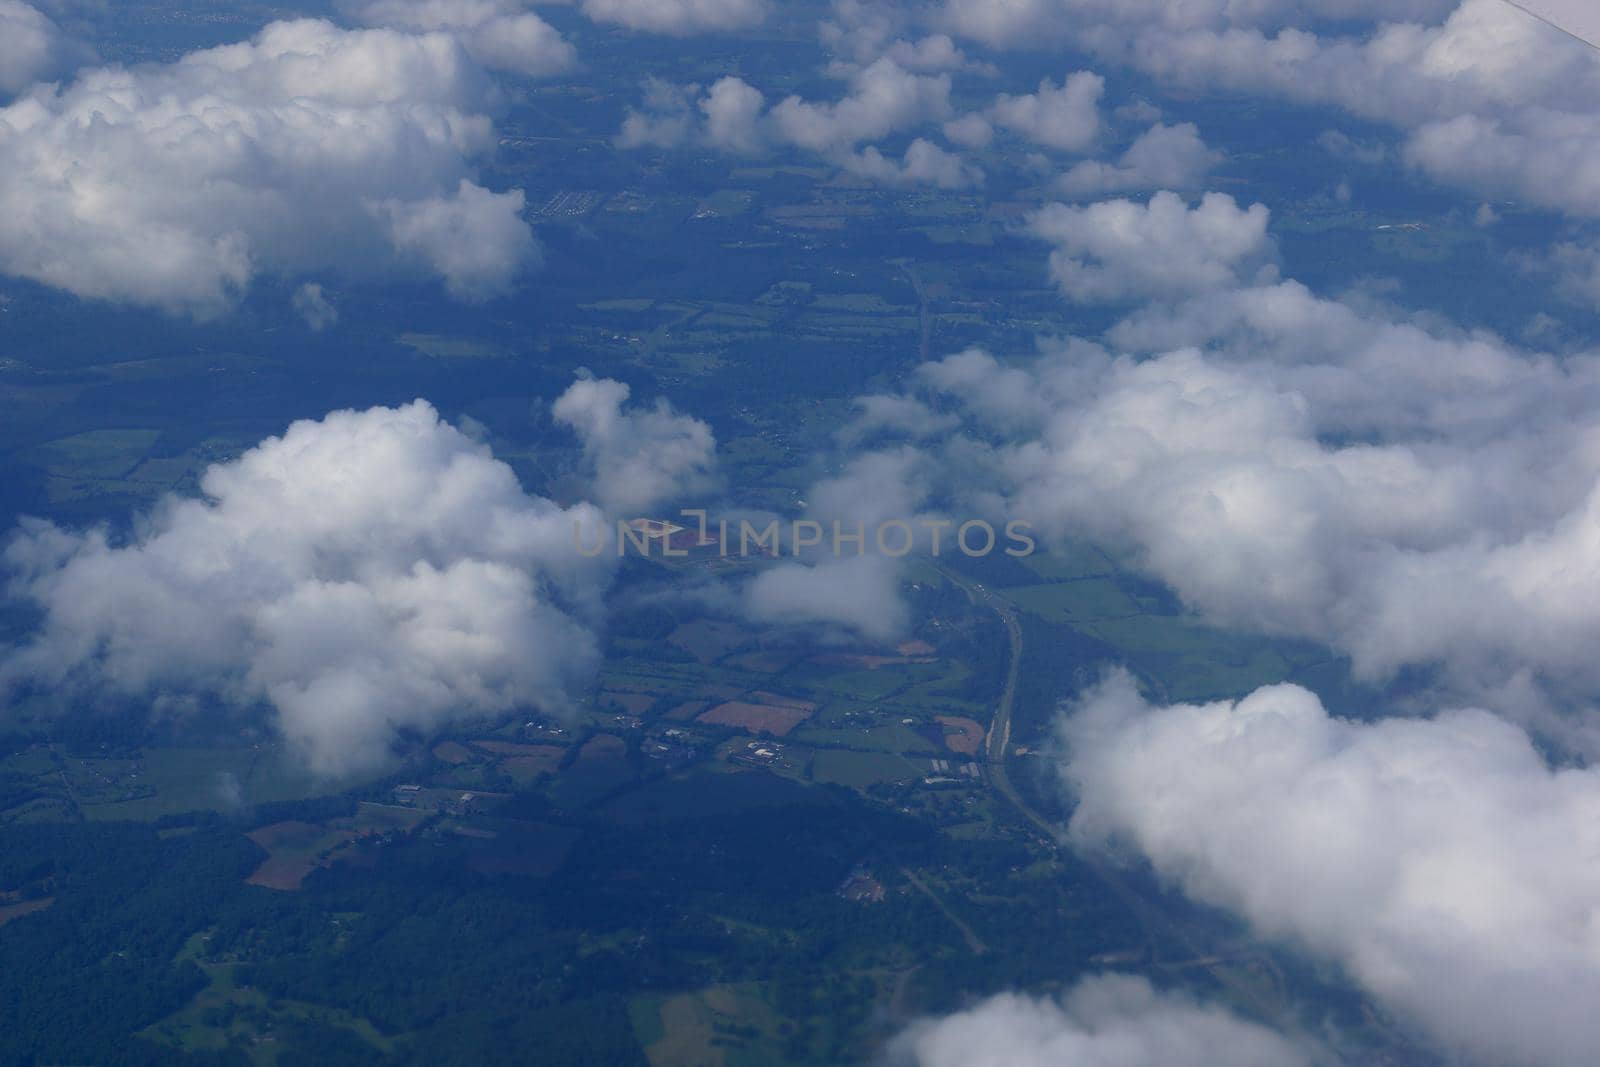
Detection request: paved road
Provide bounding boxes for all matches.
[905,265,933,364]
[934,562,1326,1048]
[933,564,1057,841]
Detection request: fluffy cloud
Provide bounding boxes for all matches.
[379,180,536,302]
[699,75,767,154]
[910,301,1600,712]
[3,400,613,775]
[552,376,717,515]
[0,18,535,314]
[987,72,1103,152]
[821,1,992,74]
[1063,672,1600,1067]
[939,0,1600,221]
[840,137,983,188]
[616,58,976,187]
[769,57,954,153]
[579,0,767,35]
[1028,192,1275,302]
[888,975,1311,1067]
[0,1,90,96]
[345,0,576,76]
[835,183,1600,724]
[938,0,1455,48]
[1057,122,1219,196]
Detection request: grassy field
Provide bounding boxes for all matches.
[794,722,936,755]
[1081,614,1315,703]
[811,750,928,789]
[1001,579,1151,623]
[79,746,372,822]
[632,983,814,1067]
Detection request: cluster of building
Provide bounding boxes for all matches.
[924,759,981,785]
[837,868,886,904]
[391,784,500,815]
[731,740,789,769]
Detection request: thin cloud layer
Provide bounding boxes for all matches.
[580,0,767,35]
[889,975,1312,1067]
[744,554,908,641]
[1064,672,1600,1067]
[0,18,535,314]
[3,399,614,775]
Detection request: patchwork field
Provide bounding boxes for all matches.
[245,804,428,890]
[77,746,362,822]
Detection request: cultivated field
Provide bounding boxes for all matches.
[936,716,983,756]
[699,700,816,737]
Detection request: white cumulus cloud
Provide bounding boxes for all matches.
[345,0,576,76]
[1057,122,1220,196]
[941,0,1600,223]
[616,58,978,187]
[888,974,1312,1067]
[0,0,91,96]
[553,375,718,515]
[1029,191,1275,302]
[0,18,536,314]
[3,399,615,775]
[1064,671,1600,1067]
[987,72,1104,152]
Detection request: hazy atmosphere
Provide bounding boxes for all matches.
[2,1,1598,1064]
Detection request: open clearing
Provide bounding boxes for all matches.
[245,804,427,890]
[245,821,355,890]
[633,983,812,1067]
[433,741,474,764]
[936,716,983,755]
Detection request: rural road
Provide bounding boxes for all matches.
[900,866,989,955]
